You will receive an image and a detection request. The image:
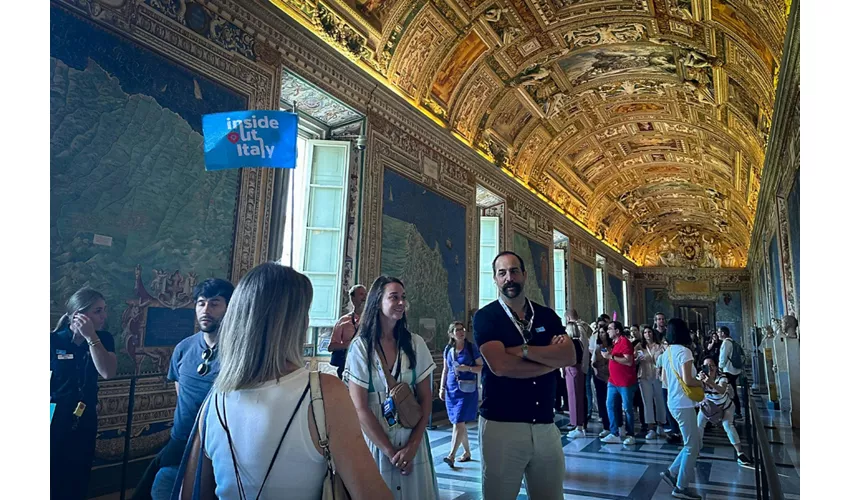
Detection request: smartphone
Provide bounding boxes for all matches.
[701,365,711,376]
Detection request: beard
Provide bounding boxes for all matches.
[501,282,523,298]
[199,317,221,333]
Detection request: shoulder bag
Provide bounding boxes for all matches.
[309,371,352,500]
[448,346,477,394]
[667,349,705,403]
[377,351,423,429]
[699,399,725,424]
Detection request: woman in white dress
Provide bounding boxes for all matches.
[345,276,439,499]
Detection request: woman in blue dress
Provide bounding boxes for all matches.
[438,321,483,468]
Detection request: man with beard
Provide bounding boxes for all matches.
[133,278,234,500]
[473,251,576,500]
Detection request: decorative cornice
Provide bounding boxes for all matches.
[748,0,799,260]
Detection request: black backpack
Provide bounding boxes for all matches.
[730,340,744,370]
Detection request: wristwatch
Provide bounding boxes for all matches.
[521,344,529,359]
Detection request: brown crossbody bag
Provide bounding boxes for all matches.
[377,350,423,429]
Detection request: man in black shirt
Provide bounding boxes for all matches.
[474,251,577,500]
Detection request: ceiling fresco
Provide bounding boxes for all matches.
[270,0,791,268]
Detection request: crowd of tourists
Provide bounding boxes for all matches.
[51,251,752,500]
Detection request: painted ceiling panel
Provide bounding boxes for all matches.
[271,0,791,268]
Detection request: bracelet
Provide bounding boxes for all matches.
[88,339,102,348]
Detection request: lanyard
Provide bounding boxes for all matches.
[498,297,534,344]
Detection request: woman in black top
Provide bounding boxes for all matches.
[51,288,117,500]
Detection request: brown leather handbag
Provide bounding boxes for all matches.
[378,353,423,429]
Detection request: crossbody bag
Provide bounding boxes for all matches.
[667,349,705,403]
[377,350,422,429]
[447,346,477,393]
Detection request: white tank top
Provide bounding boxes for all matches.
[204,368,326,499]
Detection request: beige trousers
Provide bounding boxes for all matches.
[479,417,566,500]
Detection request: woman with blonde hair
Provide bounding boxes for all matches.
[51,287,118,500]
[344,276,439,499]
[439,320,483,467]
[179,263,391,500]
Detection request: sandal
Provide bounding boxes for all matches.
[443,455,455,468]
[457,453,472,462]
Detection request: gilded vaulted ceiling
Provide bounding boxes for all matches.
[271,0,790,268]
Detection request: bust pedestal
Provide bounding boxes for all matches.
[771,334,792,412]
[783,333,800,428]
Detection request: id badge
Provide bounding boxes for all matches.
[382,396,398,428]
[73,401,86,418]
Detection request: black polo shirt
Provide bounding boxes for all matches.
[50,327,115,419]
[473,298,566,424]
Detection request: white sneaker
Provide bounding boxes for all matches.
[600,430,611,438]
[646,430,658,439]
[567,428,586,439]
[623,436,636,445]
[601,433,621,444]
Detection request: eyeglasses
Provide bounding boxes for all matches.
[197,346,217,376]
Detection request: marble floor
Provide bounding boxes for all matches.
[426,400,799,500]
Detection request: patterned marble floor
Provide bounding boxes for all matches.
[426,402,799,500]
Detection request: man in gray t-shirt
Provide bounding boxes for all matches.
[133,278,233,500]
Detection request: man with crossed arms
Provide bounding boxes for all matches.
[473,251,577,499]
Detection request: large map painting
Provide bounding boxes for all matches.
[769,235,785,317]
[644,288,674,325]
[381,169,466,351]
[51,6,245,368]
[513,233,551,307]
[51,6,248,481]
[716,291,744,342]
[571,259,596,322]
[606,274,624,322]
[787,172,800,310]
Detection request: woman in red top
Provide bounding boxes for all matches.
[600,321,638,445]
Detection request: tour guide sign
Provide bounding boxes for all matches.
[202,110,298,170]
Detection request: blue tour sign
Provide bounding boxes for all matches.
[202,110,299,170]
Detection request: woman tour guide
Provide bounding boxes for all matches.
[51,287,117,500]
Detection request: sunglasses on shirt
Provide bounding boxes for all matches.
[197,346,217,376]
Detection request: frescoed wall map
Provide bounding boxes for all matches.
[50,6,246,369]
[380,169,466,351]
[513,232,551,307]
[571,259,596,322]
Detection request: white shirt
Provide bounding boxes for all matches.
[719,338,742,375]
[204,369,326,500]
[660,345,698,409]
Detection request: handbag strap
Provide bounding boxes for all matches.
[376,343,400,390]
[308,371,337,472]
[215,383,310,500]
[667,349,686,391]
